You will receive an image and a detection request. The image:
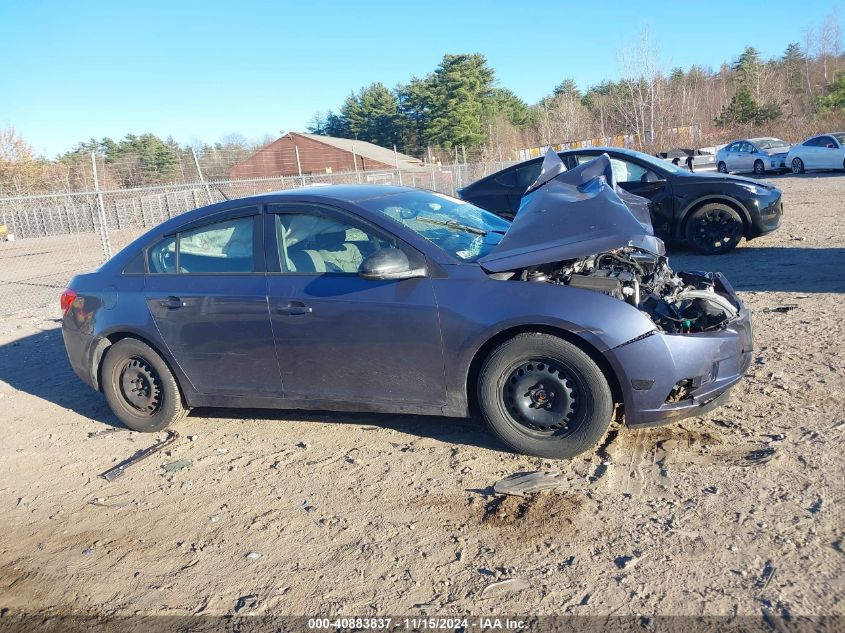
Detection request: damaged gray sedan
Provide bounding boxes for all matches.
[62,152,752,459]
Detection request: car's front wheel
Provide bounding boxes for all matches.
[717,161,728,173]
[753,159,765,175]
[477,333,613,459]
[685,203,744,255]
[101,338,187,432]
[791,157,805,174]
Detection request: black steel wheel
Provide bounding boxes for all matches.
[478,333,613,459]
[102,338,187,432]
[753,159,765,175]
[791,157,804,174]
[717,161,728,173]
[119,357,162,414]
[685,203,744,255]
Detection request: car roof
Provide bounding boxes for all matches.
[245,183,417,203]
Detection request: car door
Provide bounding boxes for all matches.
[572,153,674,238]
[735,142,754,172]
[818,136,840,168]
[264,203,447,407]
[801,137,822,169]
[144,208,283,396]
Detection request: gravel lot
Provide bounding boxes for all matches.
[0,174,843,623]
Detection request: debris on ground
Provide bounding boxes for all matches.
[87,428,122,438]
[299,499,314,512]
[744,447,777,465]
[100,430,179,482]
[161,459,192,474]
[492,471,565,497]
[763,304,798,313]
[480,578,529,599]
[234,594,259,612]
[245,552,261,560]
[756,560,776,592]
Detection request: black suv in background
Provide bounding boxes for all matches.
[458,147,783,254]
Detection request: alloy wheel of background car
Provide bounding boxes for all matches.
[792,158,805,174]
[717,162,728,173]
[685,204,744,255]
[478,333,613,459]
[753,160,765,175]
[102,338,187,432]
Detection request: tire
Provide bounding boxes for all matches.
[685,203,744,255]
[101,338,187,432]
[477,333,613,459]
[717,161,728,173]
[791,157,805,174]
[753,159,765,176]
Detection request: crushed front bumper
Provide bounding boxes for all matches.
[606,276,753,427]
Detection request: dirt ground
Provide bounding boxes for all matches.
[0,174,843,624]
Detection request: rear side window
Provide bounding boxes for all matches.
[147,215,256,274]
[803,137,821,147]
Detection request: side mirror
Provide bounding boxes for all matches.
[750,148,758,154]
[359,248,426,281]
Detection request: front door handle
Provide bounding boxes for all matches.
[277,301,312,316]
[159,296,184,309]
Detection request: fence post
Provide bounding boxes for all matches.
[352,143,361,184]
[295,145,306,187]
[91,152,113,260]
[192,148,214,205]
[393,145,403,186]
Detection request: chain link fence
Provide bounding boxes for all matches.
[0,151,517,317]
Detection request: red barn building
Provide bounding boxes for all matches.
[228,132,423,179]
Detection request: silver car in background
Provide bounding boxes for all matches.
[785,133,845,173]
[716,138,791,175]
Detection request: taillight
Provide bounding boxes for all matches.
[60,288,77,315]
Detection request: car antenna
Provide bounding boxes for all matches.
[214,184,230,201]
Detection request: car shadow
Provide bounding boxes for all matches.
[668,246,845,293]
[0,328,505,453]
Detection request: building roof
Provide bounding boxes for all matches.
[291,132,424,170]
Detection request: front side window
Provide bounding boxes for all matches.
[274,211,396,274]
[358,190,510,262]
[820,136,837,148]
[573,154,657,183]
[147,215,255,274]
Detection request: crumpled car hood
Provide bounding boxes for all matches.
[478,151,664,273]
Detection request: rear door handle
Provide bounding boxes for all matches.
[159,296,184,309]
[277,301,312,316]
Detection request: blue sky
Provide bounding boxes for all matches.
[2,0,841,157]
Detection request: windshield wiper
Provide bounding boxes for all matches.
[417,216,506,236]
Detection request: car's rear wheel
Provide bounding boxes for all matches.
[717,161,728,173]
[753,159,765,175]
[685,203,744,255]
[102,338,187,432]
[477,333,613,459]
[791,157,805,174]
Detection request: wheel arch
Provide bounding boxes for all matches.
[678,196,752,239]
[464,325,624,419]
[91,331,191,407]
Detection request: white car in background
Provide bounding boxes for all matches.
[786,133,845,173]
[715,138,791,175]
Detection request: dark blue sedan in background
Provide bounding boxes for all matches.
[61,154,753,458]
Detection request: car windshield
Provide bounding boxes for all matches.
[359,190,510,262]
[832,133,845,145]
[755,138,789,149]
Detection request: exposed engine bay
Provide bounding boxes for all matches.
[503,247,740,333]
